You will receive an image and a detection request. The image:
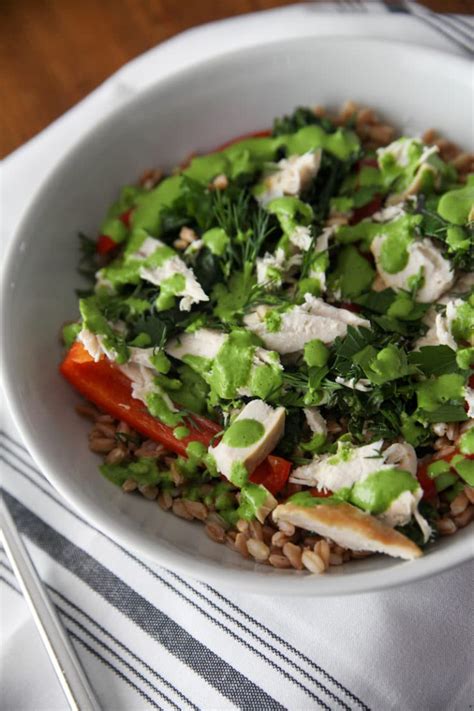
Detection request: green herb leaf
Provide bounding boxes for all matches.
[417,405,468,423]
[272,107,336,137]
[408,346,462,376]
[332,326,376,377]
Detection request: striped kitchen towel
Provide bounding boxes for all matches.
[1,3,473,710]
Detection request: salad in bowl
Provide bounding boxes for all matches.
[59,103,474,575]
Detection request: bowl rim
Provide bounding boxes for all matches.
[2,35,473,596]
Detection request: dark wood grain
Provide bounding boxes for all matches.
[0,0,471,157]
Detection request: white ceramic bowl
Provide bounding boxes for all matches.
[2,37,473,595]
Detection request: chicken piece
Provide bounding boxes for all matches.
[383,442,417,477]
[257,151,321,206]
[209,400,285,483]
[129,235,209,311]
[165,329,225,361]
[289,440,385,489]
[272,501,422,560]
[303,408,327,436]
[243,295,370,355]
[370,236,455,303]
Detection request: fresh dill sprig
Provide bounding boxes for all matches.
[243,208,274,265]
[212,189,276,270]
[299,226,319,279]
[282,370,308,389]
[242,282,291,312]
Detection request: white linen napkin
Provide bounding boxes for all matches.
[1,4,473,710]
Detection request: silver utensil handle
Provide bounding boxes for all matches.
[0,495,101,711]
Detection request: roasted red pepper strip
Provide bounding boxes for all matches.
[349,195,383,225]
[60,343,291,494]
[309,488,333,498]
[249,456,292,497]
[338,302,362,314]
[96,235,118,256]
[355,158,378,171]
[119,208,133,227]
[416,463,437,501]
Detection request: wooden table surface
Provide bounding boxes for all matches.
[1,0,471,157]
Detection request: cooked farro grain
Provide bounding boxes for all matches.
[236,519,249,534]
[450,492,469,516]
[206,512,228,529]
[464,487,474,505]
[169,460,185,486]
[445,423,460,442]
[314,540,331,567]
[179,226,198,244]
[326,215,349,227]
[210,174,229,190]
[283,542,303,570]
[96,414,115,424]
[139,484,159,501]
[433,440,456,456]
[436,518,458,536]
[172,499,194,520]
[453,506,474,529]
[157,491,173,510]
[226,530,237,543]
[301,550,326,574]
[89,437,116,454]
[271,531,291,548]
[105,446,126,465]
[183,499,208,521]
[366,123,395,145]
[248,520,264,541]
[205,521,226,543]
[122,478,138,493]
[247,539,270,562]
[134,438,165,458]
[269,553,292,569]
[451,153,474,173]
[94,422,117,438]
[337,100,358,124]
[235,532,250,558]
